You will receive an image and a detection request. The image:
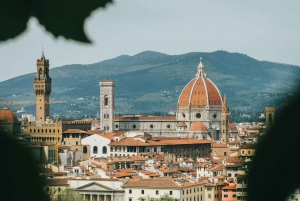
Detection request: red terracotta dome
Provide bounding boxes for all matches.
[0,108,19,122]
[177,121,187,127]
[229,123,237,131]
[178,58,222,107]
[189,121,207,131]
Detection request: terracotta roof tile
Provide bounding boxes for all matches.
[122,178,180,188]
[63,129,87,134]
[189,121,207,131]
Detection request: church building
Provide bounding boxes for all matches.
[100,58,231,142]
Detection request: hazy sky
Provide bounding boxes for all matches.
[0,0,299,82]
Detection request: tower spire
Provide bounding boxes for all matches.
[195,57,206,78]
[41,46,45,60]
[222,93,229,113]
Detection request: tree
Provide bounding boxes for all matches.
[48,188,84,201]
[0,0,112,43]
[138,193,180,201]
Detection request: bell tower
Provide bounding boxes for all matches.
[265,107,275,130]
[221,94,230,143]
[33,50,51,123]
[100,78,115,133]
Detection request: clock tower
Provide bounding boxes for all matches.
[33,51,51,123]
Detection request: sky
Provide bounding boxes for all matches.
[0,0,299,82]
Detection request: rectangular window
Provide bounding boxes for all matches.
[156,190,159,195]
[233,194,236,198]
[129,199,132,201]
[76,141,78,145]
[170,191,172,195]
[208,194,211,198]
[129,189,132,194]
[224,189,228,192]
[224,194,228,198]
[237,180,242,184]
[141,190,144,194]
[207,187,212,191]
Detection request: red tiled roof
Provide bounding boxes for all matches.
[229,123,237,131]
[122,178,180,188]
[189,121,207,131]
[177,122,187,127]
[178,78,222,107]
[63,129,87,134]
[222,185,236,190]
[212,143,227,148]
[129,156,147,161]
[0,108,19,122]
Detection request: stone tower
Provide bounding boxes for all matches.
[265,107,275,130]
[221,94,230,143]
[100,79,115,133]
[34,51,51,123]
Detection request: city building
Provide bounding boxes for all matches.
[23,52,92,143]
[68,178,125,201]
[100,58,232,141]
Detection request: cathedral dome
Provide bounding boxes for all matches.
[229,123,237,131]
[177,121,187,127]
[189,121,207,131]
[178,58,222,107]
[0,108,19,122]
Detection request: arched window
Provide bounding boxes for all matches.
[93,146,98,154]
[38,68,42,80]
[104,113,107,119]
[107,113,109,119]
[103,146,107,154]
[83,146,87,154]
[104,95,108,106]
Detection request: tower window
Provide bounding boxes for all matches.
[104,95,108,106]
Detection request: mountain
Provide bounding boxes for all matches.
[1,50,300,119]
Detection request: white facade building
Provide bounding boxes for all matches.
[81,133,113,158]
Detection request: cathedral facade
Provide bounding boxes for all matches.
[100,58,231,142]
